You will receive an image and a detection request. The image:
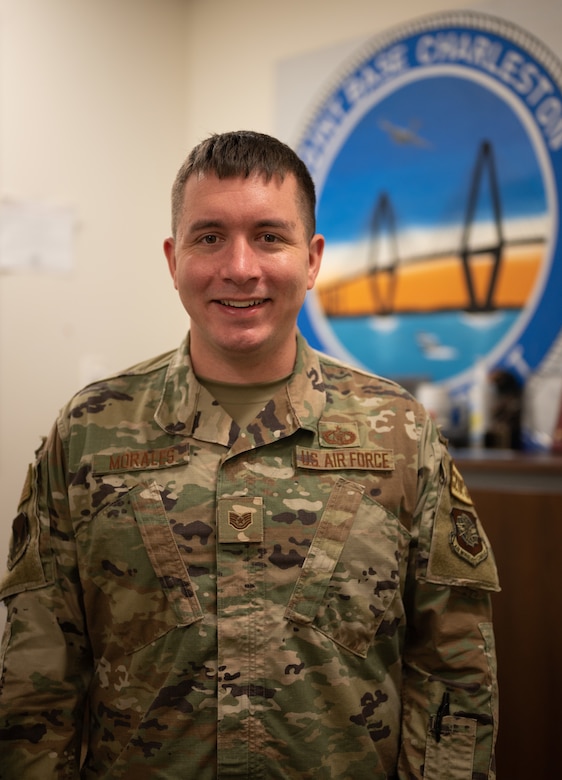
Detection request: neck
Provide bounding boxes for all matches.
[189,337,297,384]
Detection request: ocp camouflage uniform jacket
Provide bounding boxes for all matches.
[0,333,499,779]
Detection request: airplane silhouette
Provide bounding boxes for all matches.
[378,119,432,148]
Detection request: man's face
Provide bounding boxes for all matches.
[164,172,323,380]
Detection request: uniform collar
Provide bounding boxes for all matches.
[154,332,327,448]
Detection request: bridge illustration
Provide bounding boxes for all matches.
[318,140,545,317]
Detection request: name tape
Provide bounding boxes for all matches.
[93,444,190,475]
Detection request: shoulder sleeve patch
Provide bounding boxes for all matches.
[0,511,49,601]
[0,464,51,601]
[426,457,500,592]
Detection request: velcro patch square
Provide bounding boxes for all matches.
[217,497,264,544]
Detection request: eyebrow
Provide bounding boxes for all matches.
[186,218,297,233]
[187,219,223,233]
[254,219,297,231]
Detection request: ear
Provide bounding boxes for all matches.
[163,237,178,288]
[307,233,324,290]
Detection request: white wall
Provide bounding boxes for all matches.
[1,0,561,628]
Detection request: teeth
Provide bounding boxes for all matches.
[220,299,263,308]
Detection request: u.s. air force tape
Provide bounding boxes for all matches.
[295,446,394,471]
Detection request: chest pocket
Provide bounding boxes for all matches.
[76,480,202,656]
[285,477,410,658]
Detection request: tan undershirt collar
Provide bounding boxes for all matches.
[198,374,291,428]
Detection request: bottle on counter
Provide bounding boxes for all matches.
[468,359,492,449]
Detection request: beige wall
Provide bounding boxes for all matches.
[182,0,472,143]
[1,0,561,631]
[0,0,190,623]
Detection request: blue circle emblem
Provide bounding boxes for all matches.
[297,12,562,393]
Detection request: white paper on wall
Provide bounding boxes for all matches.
[0,200,76,273]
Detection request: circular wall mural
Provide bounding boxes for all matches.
[297,11,562,395]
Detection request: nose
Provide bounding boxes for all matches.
[220,237,260,283]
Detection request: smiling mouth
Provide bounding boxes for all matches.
[218,299,267,308]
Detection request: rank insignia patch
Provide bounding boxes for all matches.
[450,508,488,566]
[228,511,252,531]
[218,497,264,543]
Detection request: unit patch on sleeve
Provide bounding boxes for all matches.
[425,458,500,591]
[7,512,31,570]
[450,507,488,566]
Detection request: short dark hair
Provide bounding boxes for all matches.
[170,131,317,238]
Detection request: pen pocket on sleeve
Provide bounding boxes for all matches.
[424,714,477,779]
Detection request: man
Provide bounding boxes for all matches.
[0,131,499,778]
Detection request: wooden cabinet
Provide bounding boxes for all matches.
[455,451,562,779]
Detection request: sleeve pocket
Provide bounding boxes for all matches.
[424,715,477,779]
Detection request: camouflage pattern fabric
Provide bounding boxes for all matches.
[0,333,499,779]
